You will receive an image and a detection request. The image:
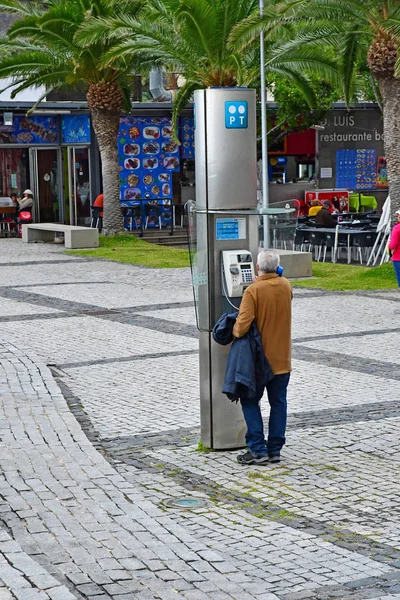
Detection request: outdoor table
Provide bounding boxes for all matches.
[297,225,377,264]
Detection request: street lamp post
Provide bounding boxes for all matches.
[260,0,269,247]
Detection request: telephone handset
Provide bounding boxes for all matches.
[222,250,255,297]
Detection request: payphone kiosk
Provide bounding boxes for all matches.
[187,88,297,449]
[188,87,259,450]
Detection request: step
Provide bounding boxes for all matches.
[127,230,188,247]
[128,228,186,237]
[156,241,189,248]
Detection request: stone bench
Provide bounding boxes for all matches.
[277,249,313,278]
[22,223,99,249]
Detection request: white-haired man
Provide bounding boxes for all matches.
[233,249,292,465]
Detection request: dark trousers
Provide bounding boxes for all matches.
[393,260,400,286]
[240,373,290,457]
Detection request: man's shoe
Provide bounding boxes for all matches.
[237,450,269,465]
[268,454,281,464]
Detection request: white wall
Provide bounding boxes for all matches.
[0,78,46,102]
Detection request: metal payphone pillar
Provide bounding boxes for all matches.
[193,88,259,449]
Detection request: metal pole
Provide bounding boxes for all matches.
[314,126,320,186]
[260,0,269,248]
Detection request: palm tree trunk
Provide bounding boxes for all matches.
[378,77,400,222]
[90,108,124,235]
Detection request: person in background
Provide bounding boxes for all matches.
[308,200,322,217]
[18,189,34,211]
[388,209,400,286]
[315,200,337,228]
[91,193,104,229]
[233,249,292,465]
[93,193,104,208]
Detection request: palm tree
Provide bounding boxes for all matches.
[0,0,143,235]
[235,0,400,218]
[78,0,338,138]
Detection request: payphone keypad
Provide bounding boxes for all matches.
[240,266,254,283]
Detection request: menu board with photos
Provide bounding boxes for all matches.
[180,116,195,159]
[336,148,377,190]
[118,116,180,202]
[0,115,59,145]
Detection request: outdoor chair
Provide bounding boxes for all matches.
[0,217,11,235]
[349,193,360,212]
[359,195,378,213]
[273,219,294,250]
[144,201,162,230]
[294,229,311,252]
[309,231,326,261]
[321,231,336,262]
[351,231,378,264]
[0,208,17,237]
[333,226,351,263]
[125,204,142,230]
[90,205,103,230]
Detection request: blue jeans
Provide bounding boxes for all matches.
[393,260,400,286]
[240,373,290,457]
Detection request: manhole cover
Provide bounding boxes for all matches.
[162,497,207,510]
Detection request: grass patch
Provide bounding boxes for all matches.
[292,261,398,291]
[65,235,399,287]
[65,234,190,268]
[197,440,214,453]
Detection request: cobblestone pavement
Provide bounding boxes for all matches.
[1,238,400,600]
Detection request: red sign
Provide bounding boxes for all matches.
[306,190,349,213]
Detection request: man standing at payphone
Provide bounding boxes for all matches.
[232,249,292,465]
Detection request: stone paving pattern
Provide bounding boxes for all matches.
[0,238,400,599]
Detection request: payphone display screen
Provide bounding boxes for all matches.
[215,218,246,240]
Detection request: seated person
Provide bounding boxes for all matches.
[18,189,34,211]
[91,193,104,228]
[315,200,337,228]
[308,200,322,217]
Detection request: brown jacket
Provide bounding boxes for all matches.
[232,273,292,374]
[315,207,336,228]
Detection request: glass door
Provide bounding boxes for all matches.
[67,147,91,225]
[29,148,61,222]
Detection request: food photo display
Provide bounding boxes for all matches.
[118,117,180,203]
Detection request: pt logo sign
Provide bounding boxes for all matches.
[225,101,248,129]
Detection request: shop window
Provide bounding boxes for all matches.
[297,163,315,181]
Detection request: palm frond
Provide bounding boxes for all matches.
[339,29,360,105]
[175,1,216,62]
[75,13,144,46]
[0,0,46,16]
[171,79,198,142]
[269,67,317,107]
[120,80,133,113]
